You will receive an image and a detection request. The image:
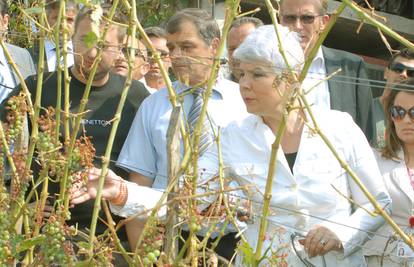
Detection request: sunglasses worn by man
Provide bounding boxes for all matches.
[389,62,414,78]
[281,14,325,25]
[390,105,414,121]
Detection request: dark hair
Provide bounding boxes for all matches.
[145,26,167,39]
[280,0,328,15]
[74,5,125,42]
[166,8,220,46]
[230,17,264,31]
[388,48,414,68]
[382,78,414,160]
[0,0,8,16]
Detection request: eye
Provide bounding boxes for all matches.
[253,72,266,78]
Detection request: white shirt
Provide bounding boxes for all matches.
[196,108,390,266]
[45,39,74,71]
[116,78,248,189]
[0,46,17,103]
[302,47,330,109]
[139,78,157,94]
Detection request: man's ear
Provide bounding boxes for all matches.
[320,14,330,31]
[1,14,9,30]
[209,37,220,56]
[141,62,150,76]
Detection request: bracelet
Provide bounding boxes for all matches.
[111,180,128,206]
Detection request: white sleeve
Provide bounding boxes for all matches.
[321,114,391,258]
[109,181,166,218]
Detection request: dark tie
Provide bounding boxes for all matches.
[187,88,213,155]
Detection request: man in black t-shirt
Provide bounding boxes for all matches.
[1,6,149,265]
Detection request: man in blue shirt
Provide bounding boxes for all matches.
[117,8,248,260]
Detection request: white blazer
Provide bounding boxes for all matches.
[364,150,413,257]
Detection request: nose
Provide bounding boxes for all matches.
[292,18,303,31]
[85,46,98,59]
[400,70,409,80]
[239,74,251,91]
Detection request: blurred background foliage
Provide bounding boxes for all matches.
[7,0,191,48]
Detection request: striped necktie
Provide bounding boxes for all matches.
[187,88,213,155]
[0,72,7,103]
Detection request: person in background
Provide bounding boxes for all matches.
[370,48,414,148]
[279,0,374,141]
[226,17,263,82]
[2,6,149,266]
[30,0,77,72]
[111,36,150,86]
[364,79,414,267]
[144,26,171,93]
[0,0,36,103]
[116,8,248,260]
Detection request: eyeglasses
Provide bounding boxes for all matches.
[389,62,414,78]
[121,47,146,60]
[147,50,170,59]
[281,14,324,24]
[390,105,414,121]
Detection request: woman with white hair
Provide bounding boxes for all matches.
[71,25,391,266]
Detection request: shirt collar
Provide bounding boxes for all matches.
[311,47,325,69]
[45,39,73,52]
[175,77,225,98]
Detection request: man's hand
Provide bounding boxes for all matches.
[70,167,123,205]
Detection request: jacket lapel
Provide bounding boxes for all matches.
[322,46,344,111]
[390,151,414,204]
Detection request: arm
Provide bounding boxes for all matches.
[125,171,153,252]
[319,114,391,257]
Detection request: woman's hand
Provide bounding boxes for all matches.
[70,167,124,205]
[300,225,343,257]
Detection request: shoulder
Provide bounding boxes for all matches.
[5,43,32,57]
[322,46,363,63]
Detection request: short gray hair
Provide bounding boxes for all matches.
[166,8,220,46]
[233,25,304,73]
[230,17,264,31]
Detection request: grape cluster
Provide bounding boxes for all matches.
[37,132,55,152]
[6,98,25,140]
[0,210,13,265]
[40,216,71,266]
[138,219,164,266]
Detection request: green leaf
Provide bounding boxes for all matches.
[83,31,98,49]
[16,235,46,253]
[24,7,43,15]
[238,240,256,266]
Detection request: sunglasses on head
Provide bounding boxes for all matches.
[390,105,414,121]
[389,62,414,78]
[281,14,324,24]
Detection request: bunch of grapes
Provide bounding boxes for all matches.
[138,218,164,266]
[37,132,55,152]
[0,210,13,266]
[39,215,72,266]
[5,95,26,141]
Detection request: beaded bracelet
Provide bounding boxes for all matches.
[111,180,128,206]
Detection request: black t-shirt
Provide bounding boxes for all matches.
[3,70,150,240]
